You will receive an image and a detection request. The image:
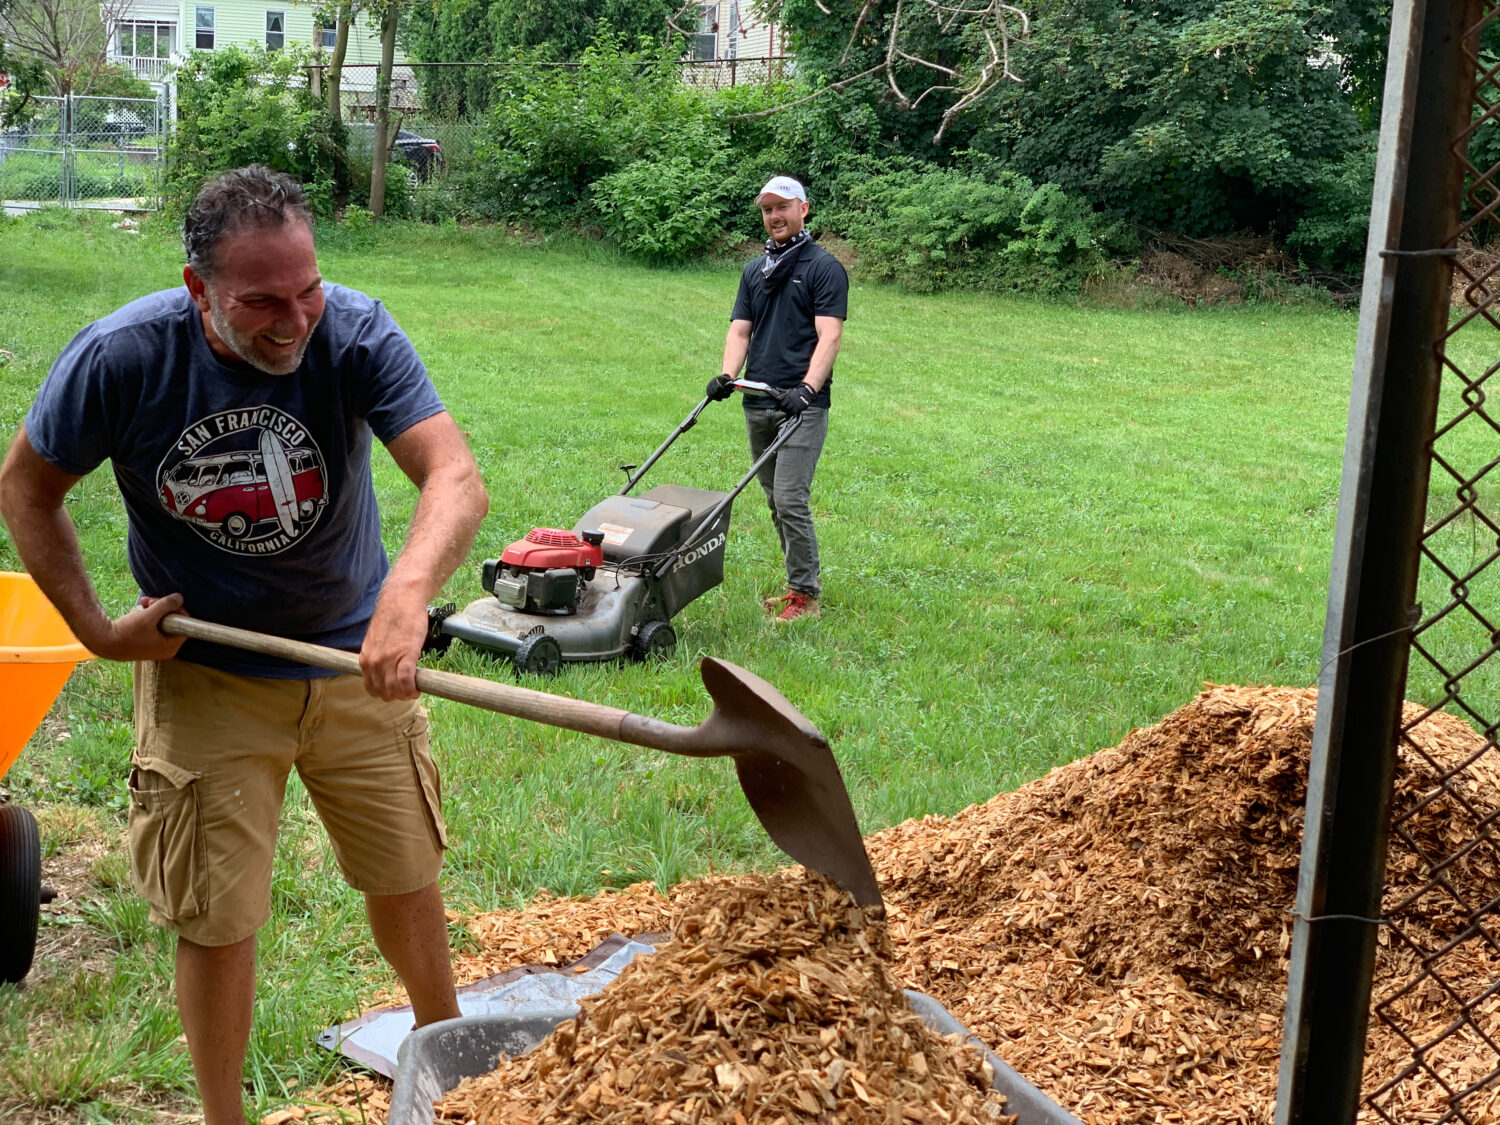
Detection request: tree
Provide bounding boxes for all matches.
[962,0,1367,235]
[321,2,354,121]
[369,0,399,215]
[0,0,49,124]
[0,0,135,97]
[403,0,682,116]
[720,0,1031,149]
[769,0,1374,239]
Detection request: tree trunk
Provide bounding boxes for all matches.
[326,14,350,123]
[368,0,398,218]
[310,27,324,102]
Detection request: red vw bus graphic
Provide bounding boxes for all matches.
[158,411,327,554]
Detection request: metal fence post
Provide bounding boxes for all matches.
[1273,0,1483,1121]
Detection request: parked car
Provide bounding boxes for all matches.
[343,122,446,182]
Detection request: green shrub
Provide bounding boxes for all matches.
[1286,147,1375,273]
[166,44,343,217]
[0,154,64,201]
[0,150,149,201]
[835,159,1120,293]
[592,154,727,262]
[462,29,723,224]
[708,84,890,241]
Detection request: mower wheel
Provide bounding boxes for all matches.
[632,620,677,663]
[514,634,562,677]
[0,804,43,985]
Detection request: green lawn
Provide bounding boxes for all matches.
[0,209,1361,1121]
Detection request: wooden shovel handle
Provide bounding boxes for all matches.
[159,614,638,742]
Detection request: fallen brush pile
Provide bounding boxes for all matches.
[435,871,1010,1124]
[310,685,1500,1125]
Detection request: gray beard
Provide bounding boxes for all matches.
[208,295,313,376]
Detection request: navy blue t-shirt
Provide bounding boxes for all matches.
[730,242,848,410]
[25,283,445,677]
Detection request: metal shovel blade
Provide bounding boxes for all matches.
[620,657,882,909]
[703,658,883,911]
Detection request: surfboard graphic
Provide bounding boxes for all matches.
[258,429,300,537]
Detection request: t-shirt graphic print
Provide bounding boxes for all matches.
[158,405,329,554]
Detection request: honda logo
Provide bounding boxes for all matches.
[673,532,726,571]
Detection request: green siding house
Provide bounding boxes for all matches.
[107,0,401,88]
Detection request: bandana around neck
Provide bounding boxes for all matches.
[760,229,812,293]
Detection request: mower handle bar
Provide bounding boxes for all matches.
[617,380,789,497]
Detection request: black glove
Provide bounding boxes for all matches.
[706,374,735,401]
[781,382,817,416]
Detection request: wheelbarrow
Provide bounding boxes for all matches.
[0,571,93,984]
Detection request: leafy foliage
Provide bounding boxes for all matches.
[462,31,719,222]
[82,62,154,100]
[1286,144,1375,272]
[709,81,890,241]
[167,45,344,217]
[963,0,1367,236]
[0,150,156,201]
[592,153,727,262]
[403,0,683,116]
[832,157,1122,292]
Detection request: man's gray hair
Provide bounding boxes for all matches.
[183,165,314,282]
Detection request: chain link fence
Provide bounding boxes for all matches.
[1363,2,1500,1119]
[0,92,165,211]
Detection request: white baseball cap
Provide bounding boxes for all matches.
[756,175,807,203]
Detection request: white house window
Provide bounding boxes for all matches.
[194,6,215,49]
[727,1,739,60]
[265,11,284,51]
[320,26,337,48]
[692,3,717,61]
[117,21,172,59]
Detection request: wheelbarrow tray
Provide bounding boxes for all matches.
[0,572,92,778]
[385,990,1083,1125]
[0,572,91,985]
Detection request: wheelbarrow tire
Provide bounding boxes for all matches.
[0,804,42,985]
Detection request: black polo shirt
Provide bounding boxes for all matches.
[731,242,848,410]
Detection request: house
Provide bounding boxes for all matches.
[107,0,400,90]
[687,1,787,64]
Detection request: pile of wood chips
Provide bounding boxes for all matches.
[301,684,1500,1125]
[435,871,1011,1124]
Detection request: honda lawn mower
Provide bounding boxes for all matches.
[425,380,801,675]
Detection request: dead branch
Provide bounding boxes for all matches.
[670,0,1029,141]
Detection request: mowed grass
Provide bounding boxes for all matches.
[0,209,1364,1120]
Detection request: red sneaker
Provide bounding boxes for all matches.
[774,593,820,622]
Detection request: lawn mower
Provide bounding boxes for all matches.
[425,379,800,675]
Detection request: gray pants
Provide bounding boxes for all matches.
[745,406,828,600]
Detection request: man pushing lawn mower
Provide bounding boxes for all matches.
[707,176,849,624]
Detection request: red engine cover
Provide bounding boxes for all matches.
[499,527,604,571]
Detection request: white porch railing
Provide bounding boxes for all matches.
[110,55,175,82]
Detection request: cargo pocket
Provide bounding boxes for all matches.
[127,755,208,920]
[404,710,448,850]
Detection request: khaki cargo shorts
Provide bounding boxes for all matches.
[128,659,447,947]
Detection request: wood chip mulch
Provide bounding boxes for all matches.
[436,871,1012,1124]
[297,684,1500,1125]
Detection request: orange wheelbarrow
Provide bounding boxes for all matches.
[0,572,92,984]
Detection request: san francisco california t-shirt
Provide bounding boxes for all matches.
[25,283,444,677]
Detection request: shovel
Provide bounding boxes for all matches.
[159,615,883,910]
